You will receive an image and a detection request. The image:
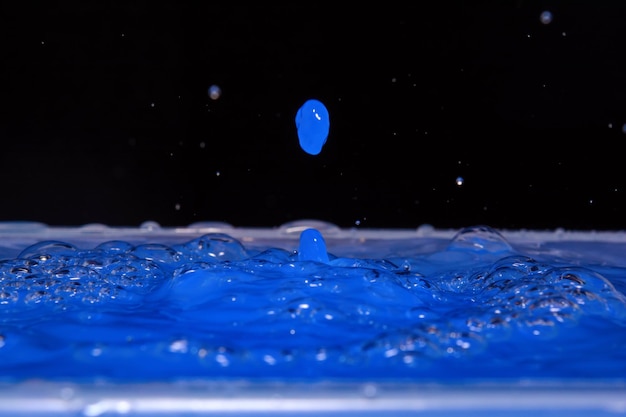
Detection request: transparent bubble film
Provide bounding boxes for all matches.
[1,225,625,383]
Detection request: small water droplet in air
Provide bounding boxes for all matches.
[540,11,553,24]
[456,176,464,186]
[208,85,222,100]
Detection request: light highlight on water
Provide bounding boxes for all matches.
[0,225,625,383]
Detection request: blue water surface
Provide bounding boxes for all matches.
[0,225,625,383]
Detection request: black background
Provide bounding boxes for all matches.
[2,2,626,230]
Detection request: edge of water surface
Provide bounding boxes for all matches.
[2,219,626,258]
[0,378,625,416]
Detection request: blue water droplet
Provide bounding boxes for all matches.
[295,99,330,155]
[208,84,222,100]
[298,228,329,263]
[540,10,553,25]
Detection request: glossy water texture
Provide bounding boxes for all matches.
[298,228,330,263]
[1,225,625,383]
[295,99,330,155]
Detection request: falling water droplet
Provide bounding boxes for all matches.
[295,99,330,155]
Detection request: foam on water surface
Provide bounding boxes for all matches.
[1,223,625,385]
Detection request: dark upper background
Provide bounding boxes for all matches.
[2,2,626,230]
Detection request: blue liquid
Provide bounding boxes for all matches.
[0,225,625,383]
[295,99,329,155]
[298,228,330,263]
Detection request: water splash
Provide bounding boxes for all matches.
[0,228,625,382]
[298,228,330,263]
